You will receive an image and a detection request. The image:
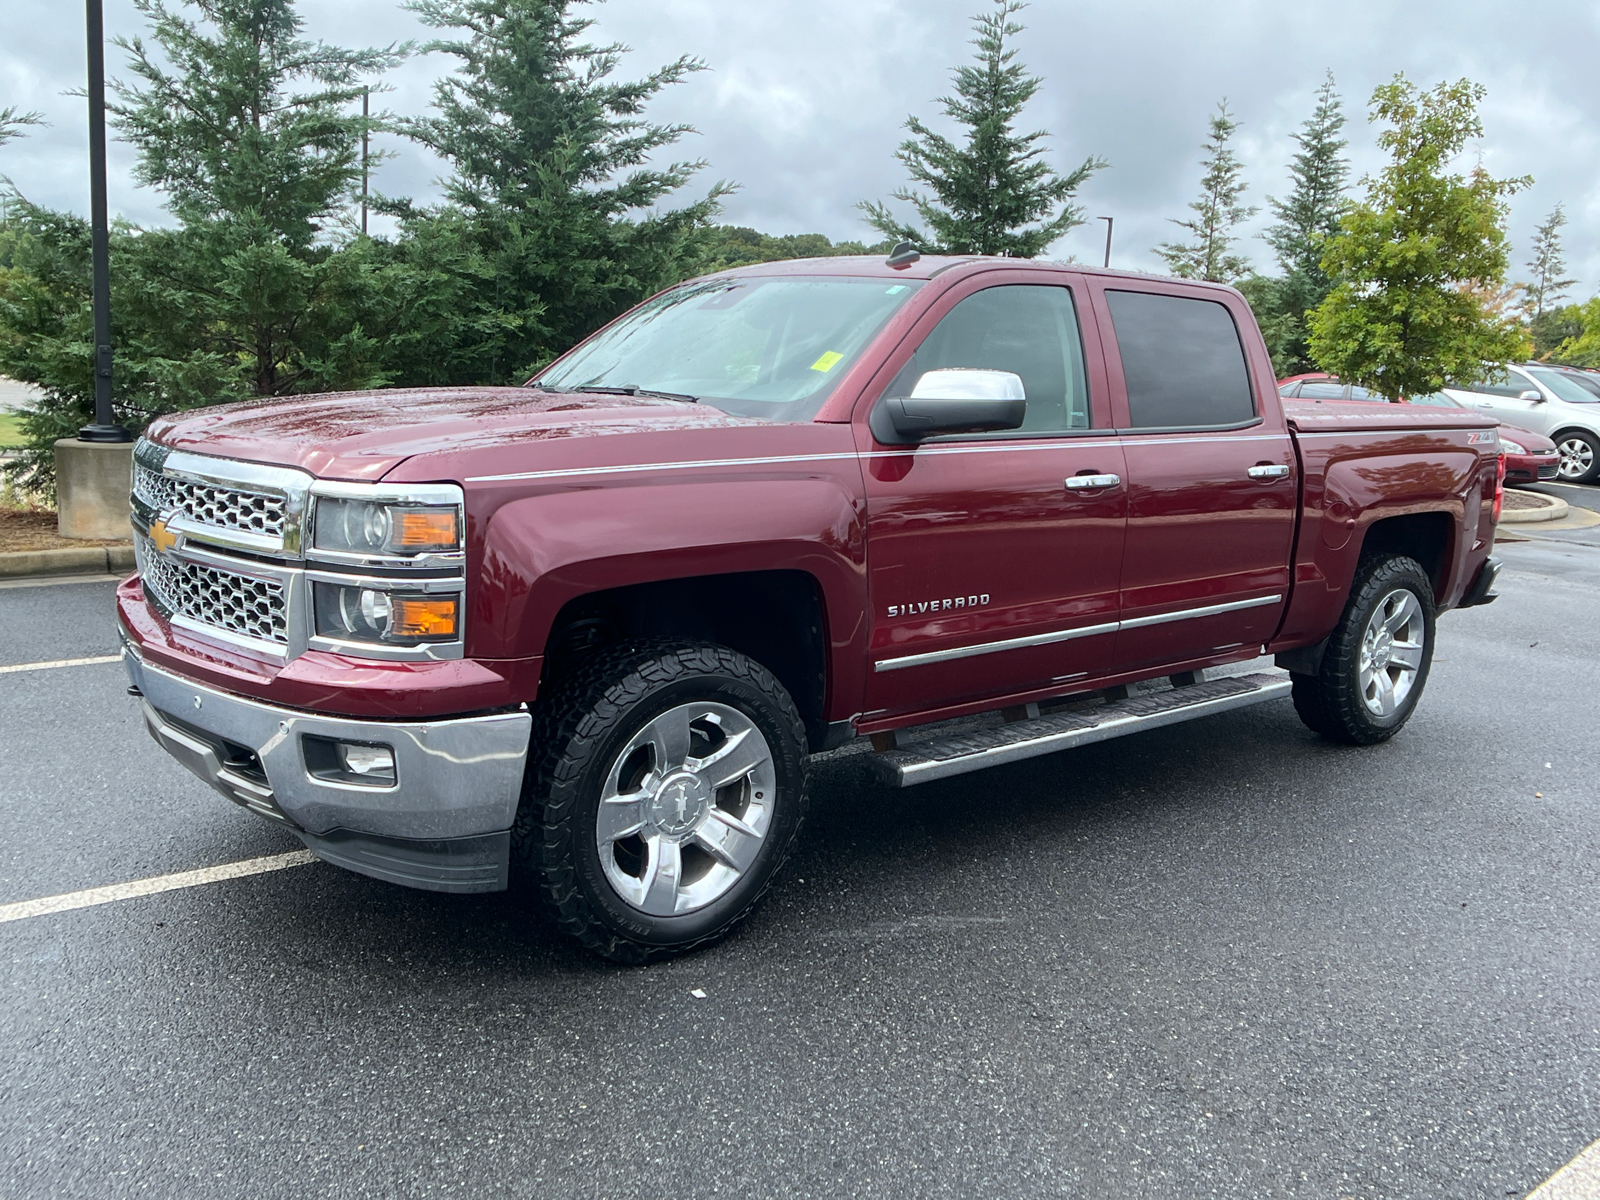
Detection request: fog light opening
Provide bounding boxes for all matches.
[303,734,398,787]
[340,743,395,780]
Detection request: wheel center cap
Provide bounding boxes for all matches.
[1372,632,1393,669]
[648,772,711,836]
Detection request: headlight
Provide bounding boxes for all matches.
[314,498,460,557]
[1499,438,1527,454]
[313,582,460,645]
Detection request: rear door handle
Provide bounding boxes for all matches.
[1065,473,1121,490]
[1247,465,1291,480]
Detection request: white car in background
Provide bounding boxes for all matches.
[1444,364,1600,483]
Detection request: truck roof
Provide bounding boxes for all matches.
[706,254,1240,296]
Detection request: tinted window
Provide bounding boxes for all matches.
[1298,381,1345,399]
[1106,291,1255,428]
[1277,382,1299,397]
[1347,384,1376,399]
[1467,370,1527,398]
[1407,392,1461,408]
[888,285,1091,432]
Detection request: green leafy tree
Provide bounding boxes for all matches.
[393,0,729,384]
[1548,297,1600,366]
[1309,75,1530,401]
[1156,100,1257,283]
[1248,73,1351,373]
[858,0,1105,257]
[1524,203,1576,320]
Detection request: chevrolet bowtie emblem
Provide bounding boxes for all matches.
[147,518,179,554]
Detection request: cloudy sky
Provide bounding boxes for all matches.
[4,0,1599,291]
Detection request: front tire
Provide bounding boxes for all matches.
[1555,430,1600,483]
[515,640,810,963]
[1291,555,1437,746]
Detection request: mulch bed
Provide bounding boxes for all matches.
[1501,489,1557,512]
[0,508,131,553]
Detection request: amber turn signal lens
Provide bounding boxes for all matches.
[390,597,458,638]
[395,509,458,548]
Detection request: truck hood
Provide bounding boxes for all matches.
[145,387,758,480]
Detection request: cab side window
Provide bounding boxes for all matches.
[886,285,1091,432]
[1106,290,1256,428]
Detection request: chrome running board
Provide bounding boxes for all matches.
[869,672,1292,787]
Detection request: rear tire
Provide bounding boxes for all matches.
[1291,555,1436,746]
[514,639,810,964]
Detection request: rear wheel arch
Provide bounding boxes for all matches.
[1352,511,1455,602]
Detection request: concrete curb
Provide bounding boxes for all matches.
[0,544,134,579]
[1501,492,1569,524]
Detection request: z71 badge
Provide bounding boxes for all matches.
[887,594,990,618]
[1467,431,1497,445]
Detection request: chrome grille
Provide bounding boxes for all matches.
[134,463,287,538]
[136,534,289,645]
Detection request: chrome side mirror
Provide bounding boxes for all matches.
[1518,389,1543,402]
[875,368,1027,441]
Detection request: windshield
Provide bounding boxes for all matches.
[1526,366,1600,404]
[536,276,924,421]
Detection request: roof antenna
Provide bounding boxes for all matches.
[886,242,921,269]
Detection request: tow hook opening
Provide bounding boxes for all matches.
[303,735,398,788]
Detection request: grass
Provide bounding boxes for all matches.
[0,412,24,449]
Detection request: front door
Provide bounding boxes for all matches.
[1091,283,1296,675]
[856,275,1127,722]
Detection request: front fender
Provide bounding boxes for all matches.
[472,477,871,713]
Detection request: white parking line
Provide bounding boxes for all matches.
[0,654,122,675]
[1527,1135,1600,1198]
[0,850,316,924]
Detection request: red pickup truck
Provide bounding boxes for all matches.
[120,253,1505,961]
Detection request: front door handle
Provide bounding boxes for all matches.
[1247,464,1291,480]
[1065,473,1121,490]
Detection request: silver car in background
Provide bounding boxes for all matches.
[1444,364,1600,483]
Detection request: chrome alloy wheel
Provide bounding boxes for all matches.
[1358,588,1425,718]
[1557,436,1596,480]
[596,702,776,916]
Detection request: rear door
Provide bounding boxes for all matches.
[855,271,1126,721]
[1089,282,1296,676]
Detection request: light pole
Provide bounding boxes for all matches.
[360,87,369,236]
[79,0,130,443]
[1098,216,1113,270]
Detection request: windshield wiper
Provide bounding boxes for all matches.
[573,384,699,404]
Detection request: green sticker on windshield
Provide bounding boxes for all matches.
[810,351,844,373]
[886,285,907,294]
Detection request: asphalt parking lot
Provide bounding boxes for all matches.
[3,533,1600,1199]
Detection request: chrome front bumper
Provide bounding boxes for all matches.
[123,645,532,893]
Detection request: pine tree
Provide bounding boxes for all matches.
[1248,73,1352,374]
[394,0,729,383]
[1309,75,1530,401]
[1157,101,1257,282]
[0,0,405,496]
[0,106,43,152]
[1525,203,1576,320]
[858,0,1105,257]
